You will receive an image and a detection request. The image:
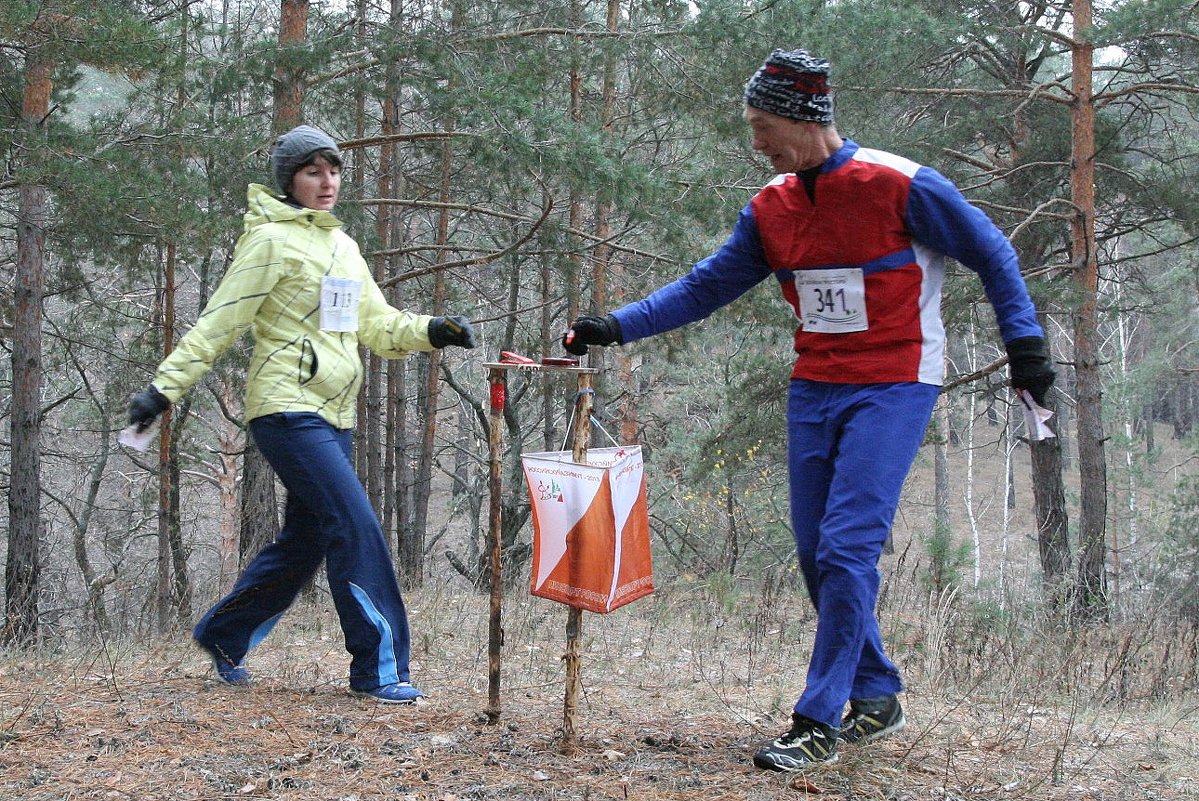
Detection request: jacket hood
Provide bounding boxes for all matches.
[243,183,343,232]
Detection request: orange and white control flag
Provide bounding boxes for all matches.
[523,446,654,613]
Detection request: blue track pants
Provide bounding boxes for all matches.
[193,412,411,692]
[787,380,939,727]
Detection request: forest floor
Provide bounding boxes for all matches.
[2,586,1197,801]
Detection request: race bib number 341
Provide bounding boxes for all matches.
[795,268,868,334]
[320,276,362,332]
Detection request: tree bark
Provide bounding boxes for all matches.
[1069,0,1109,621]
[4,51,52,646]
[405,0,462,585]
[234,0,308,572]
[272,0,309,129]
[239,443,279,566]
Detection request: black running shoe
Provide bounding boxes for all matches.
[752,714,839,771]
[839,695,905,744]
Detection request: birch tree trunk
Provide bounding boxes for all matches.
[963,323,981,589]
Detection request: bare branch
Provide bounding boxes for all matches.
[463,27,680,44]
[354,198,679,265]
[1095,82,1199,105]
[944,355,1008,393]
[844,83,1073,106]
[338,131,478,151]
[379,179,555,288]
[1010,198,1078,243]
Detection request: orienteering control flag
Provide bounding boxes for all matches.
[523,446,654,613]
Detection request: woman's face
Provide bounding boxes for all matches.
[290,155,341,211]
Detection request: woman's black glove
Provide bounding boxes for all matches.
[128,386,171,431]
[428,316,477,349]
[562,314,622,356]
[1006,336,1056,405]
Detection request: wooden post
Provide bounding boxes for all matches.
[562,371,594,750]
[485,366,507,721]
[480,360,597,728]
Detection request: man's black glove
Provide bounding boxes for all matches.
[562,314,622,356]
[1006,336,1056,406]
[128,386,171,432]
[428,316,477,349]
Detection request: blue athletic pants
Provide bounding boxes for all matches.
[787,380,940,727]
[193,412,411,692]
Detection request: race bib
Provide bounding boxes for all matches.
[794,268,868,333]
[320,276,362,332]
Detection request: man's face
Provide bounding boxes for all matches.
[744,106,823,174]
[290,155,342,210]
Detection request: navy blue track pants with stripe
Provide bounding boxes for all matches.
[787,380,940,728]
[193,412,411,692]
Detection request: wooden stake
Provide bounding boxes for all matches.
[562,371,594,750]
[479,361,597,728]
[485,367,506,721]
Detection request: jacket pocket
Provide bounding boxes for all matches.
[298,337,319,385]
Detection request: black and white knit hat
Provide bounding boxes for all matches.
[744,49,834,124]
[271,125,340,195]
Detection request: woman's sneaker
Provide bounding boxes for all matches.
[211,659,252,686]
[840,695,905,744]
[353,682,425,704]
[752,714,839,771]
[195,640,251,686]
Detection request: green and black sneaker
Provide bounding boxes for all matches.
[839,695,905,744]
[752,714,839,771]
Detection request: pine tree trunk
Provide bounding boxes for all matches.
[155,242,183,631]
[4,51,52,646]
[405,129,453,587]
[239,443,279,565]
[1069,0,1109,621]
[72,425,113,634]
[377,84,400,537]
[1030,376,1072,610]
[405,0,462,584]
[233,0,308,572]
[216,407,242,593]
[272,0,309,127]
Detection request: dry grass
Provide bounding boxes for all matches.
[2,583,1197,801]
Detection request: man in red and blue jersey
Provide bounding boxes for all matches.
[563,48,1055,771]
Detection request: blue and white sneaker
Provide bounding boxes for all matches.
[212,659,251,686]
[353,682,425,704]
[196,641,251,686]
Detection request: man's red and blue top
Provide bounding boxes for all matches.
[611,139,1043,386]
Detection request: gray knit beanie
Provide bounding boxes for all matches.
[271,125,341,195]
[744,49,834,124]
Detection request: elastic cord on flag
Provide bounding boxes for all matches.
[560,389,621,451]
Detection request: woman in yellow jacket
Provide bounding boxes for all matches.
[128,125,475,703]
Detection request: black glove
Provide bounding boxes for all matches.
[127,386,171,432]
[562,314,622,356]
[1006,336,1056,406]
[428,316,477,349]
